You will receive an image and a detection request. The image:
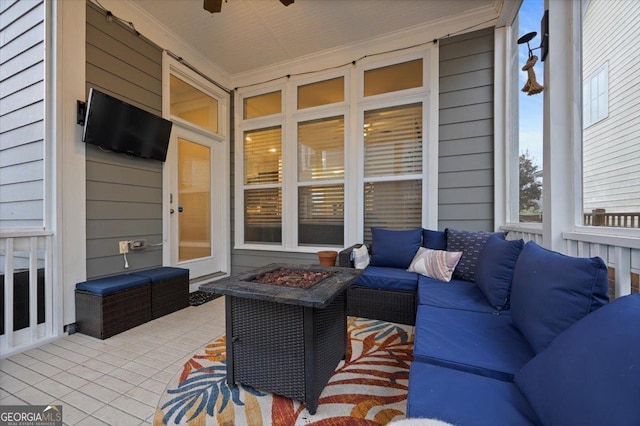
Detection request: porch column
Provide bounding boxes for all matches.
[542,0,582,253]
[54,0,87,326]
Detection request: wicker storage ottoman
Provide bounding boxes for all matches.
[132,267,189,319]
[75,275,152,339]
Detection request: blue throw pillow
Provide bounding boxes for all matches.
[446,229,507,282]
[515,294,640,426]
[369,227,422,269]
[422,228,447,250]
[475,236,524,311]
[510,241,608,354]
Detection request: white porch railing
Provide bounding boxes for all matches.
[563,231,640,299]
[1,230,59,358]
[501,224,639,299]
[501,223,544,246]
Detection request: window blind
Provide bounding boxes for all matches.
[364,103,422,177]
[298,116,344,181]
[298,184,344,245]
[244,187,282,243]
[363,180,422,244]
[244,126,282,185]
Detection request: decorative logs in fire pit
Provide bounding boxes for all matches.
[251,267,330,289]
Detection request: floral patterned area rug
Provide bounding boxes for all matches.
[154,317,414,425]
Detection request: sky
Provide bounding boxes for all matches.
[518,0,544,169]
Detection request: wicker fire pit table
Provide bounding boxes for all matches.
[199,263,362,415]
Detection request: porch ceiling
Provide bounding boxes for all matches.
[130,0,503,76]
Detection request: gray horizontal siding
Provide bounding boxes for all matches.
[231,250,318,275]
[0,0,44,229]
[438,27,495,232]
[85,2,164,279]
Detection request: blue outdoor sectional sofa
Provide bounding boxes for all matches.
[339,227,640,425]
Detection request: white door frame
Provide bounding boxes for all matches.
[163,124,230,283]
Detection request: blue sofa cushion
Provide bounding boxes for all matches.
[414,305,534,381]
[353,266,418,292]
[407,361,540,425]
[422,228,446,250]
[515,294,640,426]
[369,227,422,269]
[417,275,499,314]
[446,229,507,282]
[130,266,189,282]
[510,241,609,354]
[76,274,150,295]
[475,236,524,311]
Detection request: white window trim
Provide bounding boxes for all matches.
[582,62,608,128]
[234,49,435,252]
[164,56,229,141]
[234,83,287,250]
[162,53,231,271]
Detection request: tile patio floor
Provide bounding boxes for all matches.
[0,296,226,425]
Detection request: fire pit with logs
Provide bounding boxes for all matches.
[250,267,330,289]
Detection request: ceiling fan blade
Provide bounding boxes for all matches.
[280,0,294,6]
[203,0,223,13]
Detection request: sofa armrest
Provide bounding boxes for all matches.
[339,244,363,268]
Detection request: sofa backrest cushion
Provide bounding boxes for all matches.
[510,241,608,354]
[515,294,640,426]
[422,228,447,250]
[475,236,524,311]
[370,227,422,269]
[446,229,507,282]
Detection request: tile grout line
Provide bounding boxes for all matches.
[1,298,226,425]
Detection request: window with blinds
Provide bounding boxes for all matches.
[363,180,422,244]
[237,54,429,250]
[298,116,344,181]
[299,185,344,245]
[244,127,282,185]
[245,188,282,243]
[297,116,345,245]
[364,103,423,177]
[244,126,282,243]
[363,102,423,242]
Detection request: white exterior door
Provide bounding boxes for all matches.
[165,125,228,280]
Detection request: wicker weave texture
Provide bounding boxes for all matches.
[229,293,347,411]
[151,275,189,319]
[347,286,416,326]
[231,297,306,400]
[308,292,346,408]
[75,284,152,339]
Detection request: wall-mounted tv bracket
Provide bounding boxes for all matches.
[77,100,87,126]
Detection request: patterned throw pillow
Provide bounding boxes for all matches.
[446,229,507,282]
[407,247,463,282]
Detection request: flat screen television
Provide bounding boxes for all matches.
[82,88,173,162]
